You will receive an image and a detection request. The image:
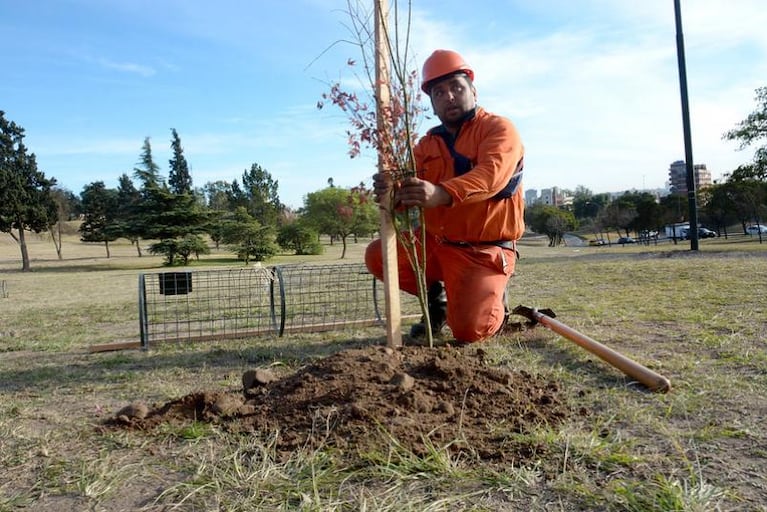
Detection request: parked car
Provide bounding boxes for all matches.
[588,238,607,246]
[639,230,659,240]
[680,227,717,239]
[746,224,767,235]
[617,237,636,244]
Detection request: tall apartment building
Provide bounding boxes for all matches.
[539,187,569,206]
[525,189,538,205]
[668,160,712,195]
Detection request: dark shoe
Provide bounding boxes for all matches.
[409,281,447,339]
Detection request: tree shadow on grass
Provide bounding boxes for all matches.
[0,335,382,393]
[511,332,659,393]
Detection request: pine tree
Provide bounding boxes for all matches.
[114,173,144,256]
[79,181,119,258]
[133,137,163,188]
[0,111,58,271]
[168,128,192,194]
[240,163,282,226]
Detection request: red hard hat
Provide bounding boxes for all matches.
[421,49,474,93]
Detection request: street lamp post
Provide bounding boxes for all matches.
[674,0,700,251]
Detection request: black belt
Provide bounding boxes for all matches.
[440,239,516,250]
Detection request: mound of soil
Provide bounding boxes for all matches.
[107,345,576,463]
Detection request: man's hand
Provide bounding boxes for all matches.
[395,177,452,208]
[372,173,452,209]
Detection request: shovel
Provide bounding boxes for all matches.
[512,305,671,393]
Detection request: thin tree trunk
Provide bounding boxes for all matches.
[18,226,31,271]
[50,223,64,259]
[104,240,111,258]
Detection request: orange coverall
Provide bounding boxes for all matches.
[365,106,525,342]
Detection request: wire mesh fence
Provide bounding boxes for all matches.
[138,263,422,348]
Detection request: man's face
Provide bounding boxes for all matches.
[429,74,476,126]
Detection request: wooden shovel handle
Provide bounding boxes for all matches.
[515,306,671,393]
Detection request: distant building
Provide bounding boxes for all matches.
[668,160,713,195]
[539,187,569,207]
[525,189,538,205]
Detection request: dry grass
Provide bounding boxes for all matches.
[1,230,766,510]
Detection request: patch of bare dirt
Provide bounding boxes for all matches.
[105,345,578,463]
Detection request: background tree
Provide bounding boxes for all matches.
[699,184,737,236]
[571,187,601,220]
[348,182,379,241]
[149,234,211,266]
[615,191,662,235]
[238,163,283,226]
[219,207,278,264]
[725,179,767,231]
[168,128,193,194]
[303,185,376,259]
[176,234,210,265]
[200,180,234,249]
[277,219,323,255]
[114,173,144,256]
[201,180,232,211]
[133,137,163,188]
[0,111,58,271]
[601,197,638,237]
[128,138,212,265]
[142,188,212,265]
[723,86,767,181]
[525,204,577,247]
[48,187,80,259]
[79,181,119,258]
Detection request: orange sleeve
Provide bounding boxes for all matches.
[439,114,523,206]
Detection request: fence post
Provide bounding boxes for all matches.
[138,273,149,350]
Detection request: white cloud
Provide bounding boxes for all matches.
[97,58,156,77]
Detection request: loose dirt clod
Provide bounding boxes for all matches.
[114,402,149,423]
[242,368,277,389]
[106,344,575,463]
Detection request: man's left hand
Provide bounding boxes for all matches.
[395,177,452,208]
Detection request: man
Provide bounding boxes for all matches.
[364,49,525,344]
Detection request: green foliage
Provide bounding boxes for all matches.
[112,173,144,256]
[168,128,192,194]
[79,181,120,256]
[201,180,232,211]
[718,179,767,228]
[220,207,278,264]
[148,239,179,265]
[277,221,323,255]
[698,183,754,233]
[138,186,211,241]
[525,204,577,246]
[0,111,58,270]
[50,187,81,221]
[228,163,282,226]
[723,86,767,180]
[149,234,211,266]
[612,191,662,234]
[571,188,610,220]
[599,198,637,237]
[177,234,210,265]
[133,137,163,188]
[302,185,377,258]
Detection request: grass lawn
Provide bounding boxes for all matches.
[1,231,765,511]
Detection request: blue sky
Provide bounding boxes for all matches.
[2,0,765,209]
